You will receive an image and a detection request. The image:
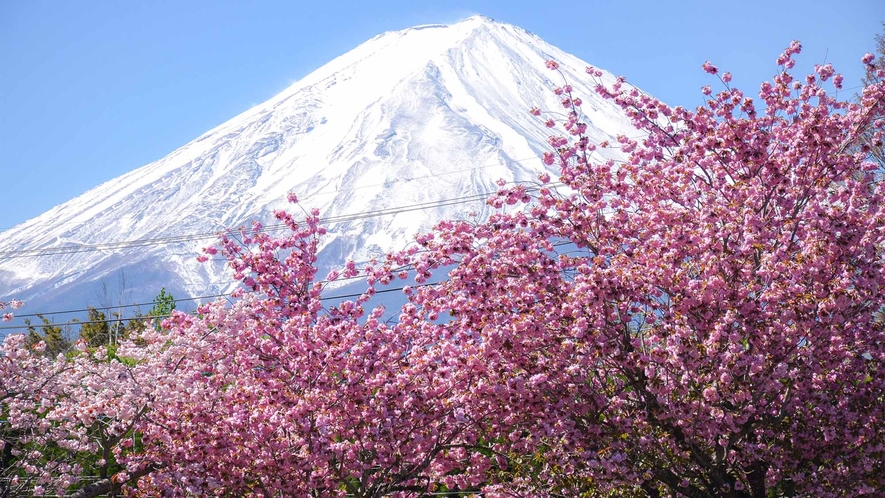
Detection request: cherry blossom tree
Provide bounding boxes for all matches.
[2,41,884,498]
[128,209,503,496]
[390,44,885,496]
[0,326,171,497]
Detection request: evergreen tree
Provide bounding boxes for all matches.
[125,288,177,335]
[75,307,111,348]
[147,287,175,329]
[24,315,71,357]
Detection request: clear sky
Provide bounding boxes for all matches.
[1,0,882,229]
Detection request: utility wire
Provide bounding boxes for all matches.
[5,238,578,326]
[0,180,569,259]
[0,154,552,258]
[296,155,543,201]
[0,283,437,331]
[11,261,413,319]
[0,135,642,259]
[13,293,231,319]
[0,193,482,258]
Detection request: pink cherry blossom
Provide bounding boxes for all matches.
[2,41,885,498]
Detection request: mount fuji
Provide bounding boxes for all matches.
[0,15,641,314]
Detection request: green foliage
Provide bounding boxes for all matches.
[122,311,149,336]
[72,289,175,347]
[149,287,176,317]
[24,315,72,357]
[76,307,111,348]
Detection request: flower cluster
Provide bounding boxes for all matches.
[0,298,23,321]
[2,40,884,497]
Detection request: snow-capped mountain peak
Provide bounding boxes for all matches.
[0,16,640,311]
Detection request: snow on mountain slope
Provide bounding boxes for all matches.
[0,15,642,312]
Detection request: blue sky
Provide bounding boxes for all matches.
[1,0,882,229]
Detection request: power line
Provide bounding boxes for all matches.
[11,261,413,319]
[0,154,553,258]
[0,135,642,260]
[297,155,543,201]
[4,237,578,325]
[1,179,581,321]
[0,156,526,234]
[0,283,436,331]
[0,193,480,259]
[0,180,568,260]
[12,293,231,319]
